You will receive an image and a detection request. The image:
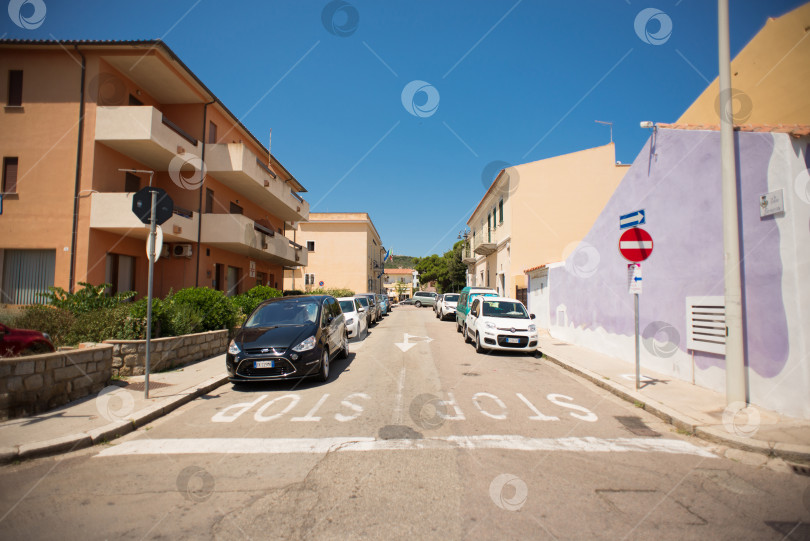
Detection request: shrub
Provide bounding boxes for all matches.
[164,302,204,336]
[41,282,136,315]
[231,285,283,318]
[67,305,144,344]
[306,288,355,298]
[171,287,237,331]
[14,305,76,347]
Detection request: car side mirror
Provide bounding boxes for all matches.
[359,307,366,312]
[530,314,536,319]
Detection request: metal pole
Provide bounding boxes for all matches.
[634,292,640,391]
[145,189,157,399]
[718,0,746,404]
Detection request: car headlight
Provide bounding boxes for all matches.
[292,335,317,352]
[528,324,537,332]
[227,340,240,355]
[346,318,354,326]
[485,321,495,329]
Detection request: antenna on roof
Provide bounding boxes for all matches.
[595,120,613,144]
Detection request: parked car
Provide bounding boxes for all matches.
[375,294,389,315]
[338,297,368,339]
[412,291,438,308]
[357,293,381,323]
[399,297,417,305]
[435,293,460,320]
[455,286,498,332]
[354,295,374,327]
[226,295,348,383]
[463,296,538,354]
[0,323,55,357]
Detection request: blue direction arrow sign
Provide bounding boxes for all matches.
[620,209,646,230]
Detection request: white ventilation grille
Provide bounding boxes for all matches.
[686,296,726,355]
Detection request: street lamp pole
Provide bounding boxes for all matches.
[718,0,746,405]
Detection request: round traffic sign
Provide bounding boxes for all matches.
[619,227,653,262]
[319,281,324,287]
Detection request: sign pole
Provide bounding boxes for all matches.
[145,189,157,399]
[634,292,640,390]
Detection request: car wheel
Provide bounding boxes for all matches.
[475,332,485,354]
[463,323,470,343]
[317,349,330,382]
[414,301,422,308]
[435,308,440,318]
[338,331,349,359]
[21,342,51,356]
[456,319,462,333]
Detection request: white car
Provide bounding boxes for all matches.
[435,293,460,320]
[463,296,538,354]
[338,297,368,339]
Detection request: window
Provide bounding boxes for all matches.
[205,189,214,213]
[499,199,504,223]
[306,241,315,252]
[208,121,217,144]
[2,157,18,193]
[7,70,22,106]
[1,249,55,304]
[487,213,491,242]
[124,172,140,193]
[305,273,315,285]
[105,254,136,295]
[229,202,242,214]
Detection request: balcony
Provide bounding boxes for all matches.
[461,246,477,264]
[200,213,306,267]
[89,192,197,242]
[205,143,309,223]
[473,242,497,256]
[95,106,202,171]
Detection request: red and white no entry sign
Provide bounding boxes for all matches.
[619,227,653,262]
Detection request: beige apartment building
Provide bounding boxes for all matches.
[0,40,308,303]
[284,213,385,294]
[383,268,416,300]
[464,143,629,299]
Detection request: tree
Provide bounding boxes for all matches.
[413,240,466,293]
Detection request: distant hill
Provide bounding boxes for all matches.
[387,255,416,269]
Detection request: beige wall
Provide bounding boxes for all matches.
[466,144,627,297]
[284,213,383,294]
[678,3,810,125]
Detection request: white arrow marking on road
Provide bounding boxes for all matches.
[95,435,717,458]
[395,333,433,352]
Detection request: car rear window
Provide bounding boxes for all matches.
[445,294,459,302]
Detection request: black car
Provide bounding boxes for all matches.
[226,295,348,383]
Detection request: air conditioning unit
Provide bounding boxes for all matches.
[160,244,171,258]
[173,244,193,258]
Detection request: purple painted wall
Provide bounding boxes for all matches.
[549,128,789,379]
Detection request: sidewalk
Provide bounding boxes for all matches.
[538,336,810,466]
[0,355,228,464]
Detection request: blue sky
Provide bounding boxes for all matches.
[4,0,806,257]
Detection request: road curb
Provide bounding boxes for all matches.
[1,374,229,465]
[541,351,810,464]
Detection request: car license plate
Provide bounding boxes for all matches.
[254,360,275,369]
[506,338,520,344]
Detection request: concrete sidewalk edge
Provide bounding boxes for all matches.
[0,374,229,465]
[541,351,810,464]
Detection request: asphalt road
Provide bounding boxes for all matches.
[1,306,809,540]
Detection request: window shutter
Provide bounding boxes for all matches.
[3,157,18,193]
[8,70,22,106]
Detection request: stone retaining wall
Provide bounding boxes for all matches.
[0,345,113,421]
[104,329,228,377]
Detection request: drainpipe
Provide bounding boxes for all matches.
[69,45,86,294]
[195,100,216,287]
[718,0,746,404]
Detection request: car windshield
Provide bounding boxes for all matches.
[245,299,320,327]
[445,294,459,302]
[481,301,529,319]
[338,300,356,313]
